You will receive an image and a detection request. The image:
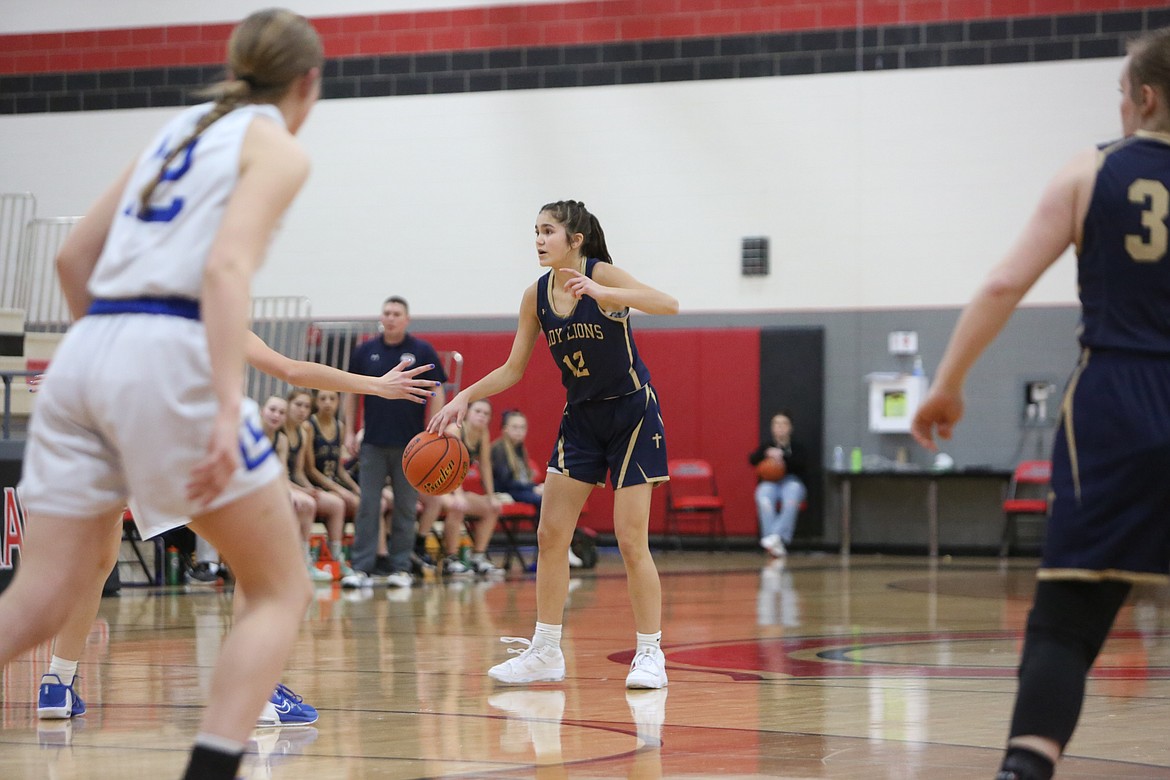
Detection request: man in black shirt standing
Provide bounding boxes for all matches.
[343,296,446,587]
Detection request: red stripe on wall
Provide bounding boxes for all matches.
[1,0,1160,76]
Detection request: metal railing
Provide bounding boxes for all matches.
[0,193,37,310]
[0,371,37,440]
[12,217,79,332]
[306,318,463,398]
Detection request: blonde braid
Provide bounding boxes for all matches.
[137,80,250,215]
[137,9,322,215]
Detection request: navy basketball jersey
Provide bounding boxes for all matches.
[1079,132,1170,354]
[285,425,303,481]
[311,416,342,480]
[536,258,652,404]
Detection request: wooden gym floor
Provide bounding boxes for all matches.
[2,550,1170,779]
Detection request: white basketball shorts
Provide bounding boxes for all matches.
[19,312,281,539]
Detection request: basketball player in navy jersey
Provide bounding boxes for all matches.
[428,200,678,689]
[913,28,1170,780]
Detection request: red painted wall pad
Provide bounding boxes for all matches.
[422,327,760,537]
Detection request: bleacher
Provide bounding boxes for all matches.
[0,194,74,437]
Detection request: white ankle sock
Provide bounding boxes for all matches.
[533,622,562,649]
[636,631,662,655]
[49,656,78,682]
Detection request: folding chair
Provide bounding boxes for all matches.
[664,458,727,551]
[120,508,165,586]
[1000,460,1051,557]
[466,463,540,572]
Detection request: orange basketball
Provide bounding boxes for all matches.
[402,431,470,496]
[756,457,786,482]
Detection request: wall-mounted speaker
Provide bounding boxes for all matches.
[741,236,769,277]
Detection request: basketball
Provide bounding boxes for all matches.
[402,431,470,495]
[756,457,786,482]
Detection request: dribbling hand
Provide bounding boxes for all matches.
[376,358,441,403]
[427,394,468,434]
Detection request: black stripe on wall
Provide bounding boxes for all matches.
[759,327,825,540]
[2,9,1168,115]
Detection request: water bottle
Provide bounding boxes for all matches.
[912,355,925,376]
[459,530,472,565]
[165,546,182,586]
[832,446,845,471]
[850,447,863,473]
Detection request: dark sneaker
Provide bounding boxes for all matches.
[442,555,471,577]
[187,562,221,585]
[470,555,502,577]
[411,551,437,577]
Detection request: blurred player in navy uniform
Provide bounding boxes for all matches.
[913,27,1170,780]
[429,200,678,689]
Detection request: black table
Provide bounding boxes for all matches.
[829,468,1013,558]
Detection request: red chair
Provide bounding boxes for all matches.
[1000,460,1051,557]
[465,462,541,572]
[664,459,727,551]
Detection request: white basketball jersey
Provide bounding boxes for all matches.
[88,102,286,301]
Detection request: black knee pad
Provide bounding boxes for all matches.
[1009,579,1130,748]
[1025,579,1130,661]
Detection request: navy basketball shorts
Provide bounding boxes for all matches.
[546,385,669,490]
[1041,349,1170,584]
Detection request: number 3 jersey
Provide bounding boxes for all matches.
[1080,131,1170,354]
[536,257,653,404]
[87,102,286,302]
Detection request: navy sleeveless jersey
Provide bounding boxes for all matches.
[536,258,652,404]
[1080,132,1170,354]
[311,416,342,481]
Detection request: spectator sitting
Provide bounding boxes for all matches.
[306,389,362,569]
[491,409,544,510]
[492,409,583,568]
[283,389,352,579]
[262,395,332,583]
[749,411,808,559]
[426,399,502,577]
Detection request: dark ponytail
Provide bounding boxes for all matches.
[539,199,613,264]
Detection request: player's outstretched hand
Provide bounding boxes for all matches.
[910,389,963,452]
[558,267,606,300]
[375,358,441,403]
[427,393,468,434]
[188,411,242,506]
